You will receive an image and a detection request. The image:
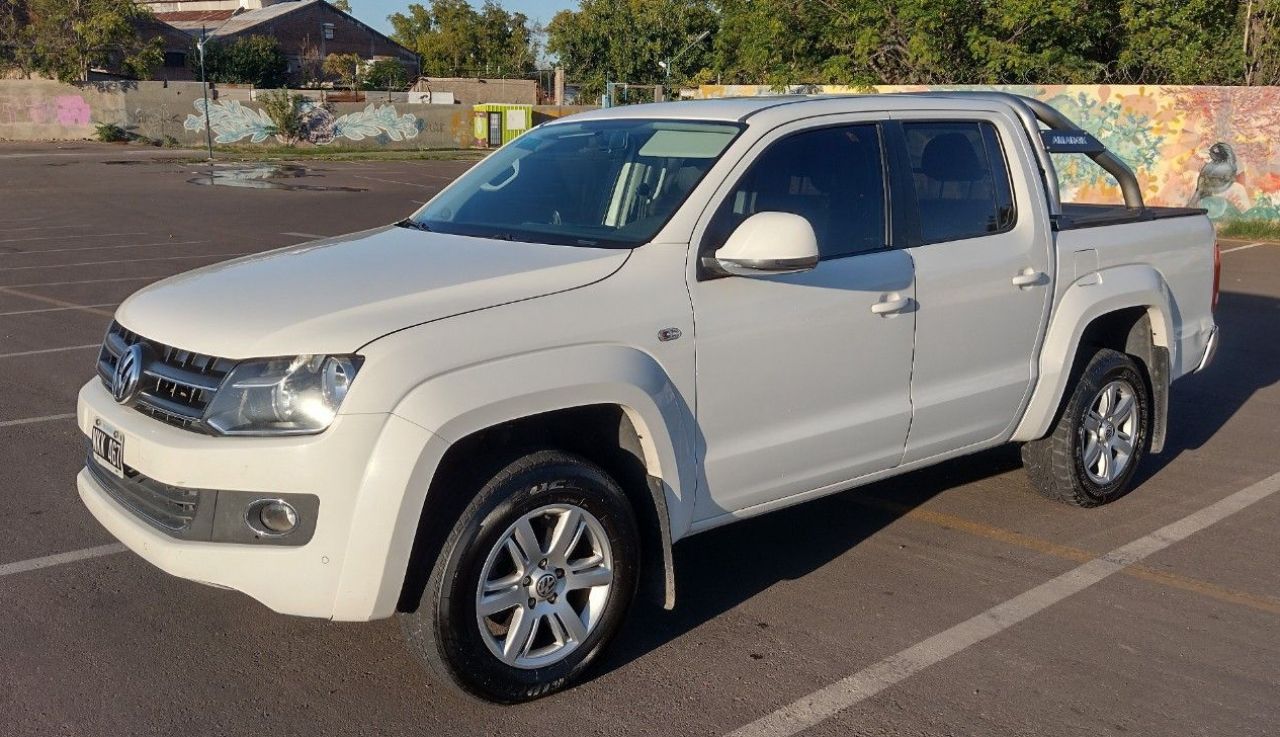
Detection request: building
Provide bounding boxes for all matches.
[409,77,537,107]
[142,0,419,84]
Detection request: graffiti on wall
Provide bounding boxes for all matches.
[690,84,1280,222]
[0,94,91,127]
[183,99,421,145]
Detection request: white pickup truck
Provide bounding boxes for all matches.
[77,92,1219,702]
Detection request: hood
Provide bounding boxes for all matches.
[115,226,630,358]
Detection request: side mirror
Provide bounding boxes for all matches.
[707,212,819,277]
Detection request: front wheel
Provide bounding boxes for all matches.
[1022,348,1152,507]
[400,450,640,703]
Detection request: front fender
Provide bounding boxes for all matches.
[394,342,698,539]
[1011,264,1175,442]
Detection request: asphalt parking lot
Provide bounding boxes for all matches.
[1,141,1278,737]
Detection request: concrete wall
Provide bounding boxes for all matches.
[690,84,1280,223]
[411,77,538,107]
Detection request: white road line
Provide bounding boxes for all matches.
[0,232,148,245]
[3,224,88,233]
[727,470,1280,737]
[1221,241,1267,254]
[0,544,127,579]
[0,344,98,359]
[1,275,166,289]
[0,239,206,256]
[0,413,76,428]
[0,251,248,273]
[352,174,439,188]
[282,231,325,239]
[0,303,116,317]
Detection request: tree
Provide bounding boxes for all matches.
[192,35,289,88]
[547,0,717,95]
[390,0,537,77]
[363,58,408,89]
[0,1,39,78]
[323,52,363,90]
[27,0,163,82]
[331,0,352,11]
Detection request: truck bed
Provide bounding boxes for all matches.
[1055,203,1207,231]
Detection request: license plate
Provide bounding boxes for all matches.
[91,419,125,478]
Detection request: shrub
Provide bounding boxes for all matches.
[94,122,129,142]
[258,89,309,145]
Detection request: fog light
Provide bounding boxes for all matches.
[248,499,298,536]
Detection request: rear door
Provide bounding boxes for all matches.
[888,114,1053,463]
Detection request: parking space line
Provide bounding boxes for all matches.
[1222,241,1267,254]
[0,251,249,273]
[0,287,116,317]
[0,232,147,245]
[1,275,167,289]
[0,413,76,428]
[0,239,206,256]
[0,344,99,359]
[727,470,1280,737]
[282,232,326,239]
[0,303,116,317]
[856,498,1280,616]
[352,174,440,188]
[0,543,126,579]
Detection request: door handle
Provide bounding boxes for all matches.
[1012,268,1047,288]
[871,296,912,315]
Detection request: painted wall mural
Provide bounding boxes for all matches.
[184,99,421,145]
[690,84,1280,222]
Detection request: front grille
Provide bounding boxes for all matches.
[86,454,213,538]
[97,321,236,433]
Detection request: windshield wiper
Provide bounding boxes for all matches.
[395,219,431,232]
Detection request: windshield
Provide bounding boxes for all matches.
[409,119,742,248]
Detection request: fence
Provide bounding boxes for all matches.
[0,79,592,151]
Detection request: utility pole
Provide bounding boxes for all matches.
[657,30,710,100]
[197,25,213,160]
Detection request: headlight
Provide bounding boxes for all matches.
[204,354,362,436]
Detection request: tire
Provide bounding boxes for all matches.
[400,449,640,703]
[1022,348,1151,507]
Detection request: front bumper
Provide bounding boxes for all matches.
[76,379,440,620]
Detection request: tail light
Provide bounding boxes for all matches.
[1212,240,1221,312]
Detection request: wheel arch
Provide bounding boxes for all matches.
[1013,265,1174,447]
[389,344,696,615]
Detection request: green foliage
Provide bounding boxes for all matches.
[21,0,161,82]
[1218,219,1280,241]
[390,0,537,77]
[363,58,409,90]
[331,0,352,11]
[257,89,308,145]
[192,35,289,88]
[94,121,129,142]
[322,52,363,90]
[547,0,716,95]
[544,0,1275,88]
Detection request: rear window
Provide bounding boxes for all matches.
[902,121,1016,243]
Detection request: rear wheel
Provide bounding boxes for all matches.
[400,450,639,703]
[1022,348,1151,507]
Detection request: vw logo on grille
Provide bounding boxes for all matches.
[112,344,145,405]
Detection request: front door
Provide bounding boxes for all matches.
[891,116,1052,463]
[488,112,503,146]
[689,121,916,521]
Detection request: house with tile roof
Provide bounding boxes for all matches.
[140,0,419,84]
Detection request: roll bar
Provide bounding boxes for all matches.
[892,91,1145,215]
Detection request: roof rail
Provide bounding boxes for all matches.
[888,91,1145,214]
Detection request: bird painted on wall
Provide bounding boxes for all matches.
[1188,142,1238,206]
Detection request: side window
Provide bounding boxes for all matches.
[705,124,887,260]
[902,121,1016,243]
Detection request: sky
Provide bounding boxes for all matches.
[354,0,578,35]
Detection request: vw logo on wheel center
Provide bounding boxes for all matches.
[112,344,145,404]
[534,573,557,599]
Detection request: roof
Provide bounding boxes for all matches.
[554,92,1037,127]
[154,10,237,23]
[164,0,415,59]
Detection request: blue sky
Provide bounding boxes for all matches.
[355,0,577,35]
